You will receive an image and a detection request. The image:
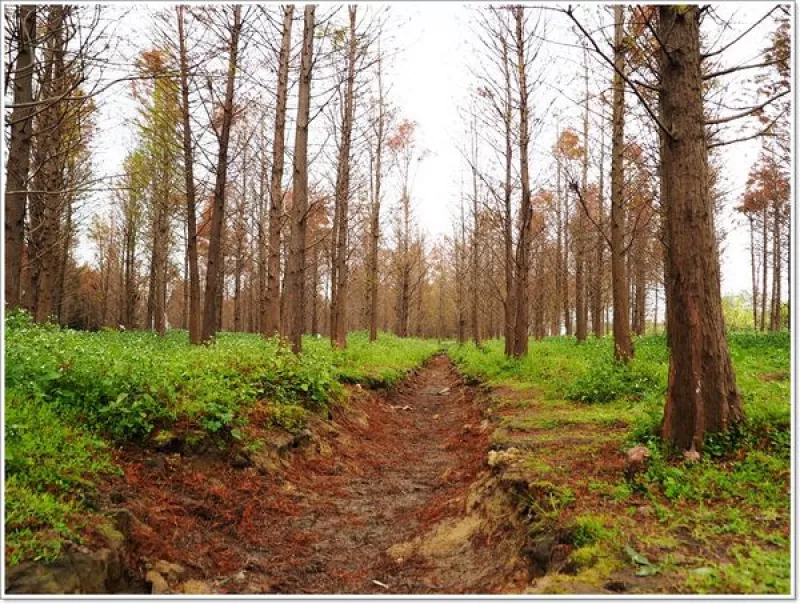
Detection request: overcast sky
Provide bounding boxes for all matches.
[84,2,788,298]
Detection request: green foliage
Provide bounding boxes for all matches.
[686,545,790,594]
[564,360,661,404]
[5,319,439,567]
[4,392,116,566]
[570,514,615,547]
[267,404,309,434]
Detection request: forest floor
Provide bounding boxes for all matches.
[100,355,530,595]
[5,316,791,595]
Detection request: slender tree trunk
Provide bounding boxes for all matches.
[331,6,358,350]
[5,5,36,309]
[610,5,633,362]
[470,113,481,347]
[658,5,742,451]
[761,204,768,331]
[770,199,781,331]
[177,5,202,344]
[202,6,242,343]
[512,6,532,357]
[592,112,606,337]
[502,35,515,355]
[749,215,758,329]
[367,48,385,343]
[285,6,315,353]
[265,5,293,338]
[575,51,590,342]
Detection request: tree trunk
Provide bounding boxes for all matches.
[749,214,758,329]
[470,114,481,347]
[760,204,768,331]
[330,7,358,350]
[4,5,36,309]
[610,5,633,362]
[367,48,386,344]
[285,6,315,353]
[502,35,515,355]
[511,6,532,358]
[265,5,293,338]
[592,111,606,337]
[770,198,781,331]
[177,5,202,343]
[658,5,743,451]
[202,5,242,343]
[575,52,590,343]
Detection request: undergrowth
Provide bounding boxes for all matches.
[4,311,438,566]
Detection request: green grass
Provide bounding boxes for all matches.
[450,331,790,595]
[4,311,439,566]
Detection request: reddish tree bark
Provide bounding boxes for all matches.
[658,6,743,451]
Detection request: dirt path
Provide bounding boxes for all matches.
[105,355,526,594]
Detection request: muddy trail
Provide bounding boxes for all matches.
[104,355,529,595]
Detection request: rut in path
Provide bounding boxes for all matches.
[109,355,528,594]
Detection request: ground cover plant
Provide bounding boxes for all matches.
[450,331,790,594]
[4,311,439,567]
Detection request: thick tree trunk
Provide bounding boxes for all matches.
[30,7,68,324]
[610,5,633,362]
[4,5,36,309]
[330,7,358,350]
[265,5,293,338]
[285,6,315,353]
[658,6,743,451]
[177,5,202,343]
[202,6,241,343]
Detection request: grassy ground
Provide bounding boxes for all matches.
[4,311,440,566]
[449,332,790,594]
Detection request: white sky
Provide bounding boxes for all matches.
[81,2,789,297]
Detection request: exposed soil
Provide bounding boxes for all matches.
[100,355,529,594]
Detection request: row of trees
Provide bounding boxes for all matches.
[3,5,790,451]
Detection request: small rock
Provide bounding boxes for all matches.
[487,447,522,469]
[234,571,246,582]
[182,579,212,594]
[146,570,170,594]
[479,419,490,432]
[462,424,473,433]
[433,414,440,420]
[438,387,450,395]
[624,445,650,480]
[153,560,186,582]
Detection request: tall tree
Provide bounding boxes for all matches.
[330,6,359,350]
[511,5,532,357]
[285,5,315,353]
[4,5,36,309]
[176,5,202,343]
[264,5,293,338]
[609,5,633,362]
[658,6,742,451]
[202,5,242,343]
